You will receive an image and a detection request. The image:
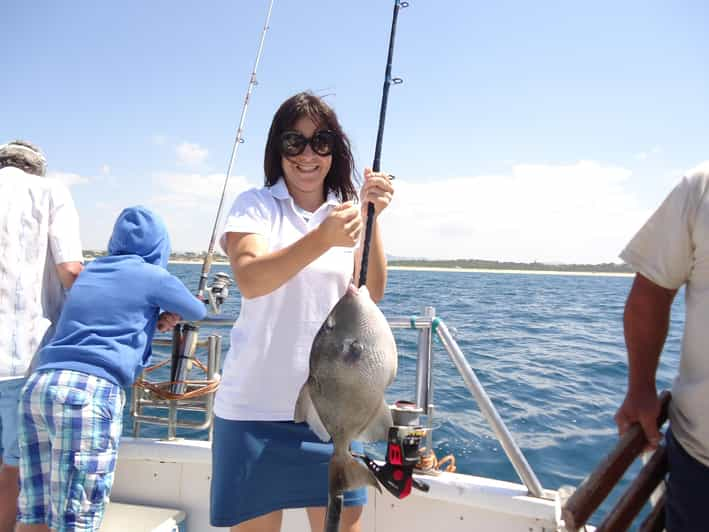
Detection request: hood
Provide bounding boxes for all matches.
[107,206,171,267]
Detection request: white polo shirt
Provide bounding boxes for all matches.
[620,162,709,467]
[0,166,83,380]
[215,178,356,420]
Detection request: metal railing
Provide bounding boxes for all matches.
[131,311,545,497]
[130,319,231,440]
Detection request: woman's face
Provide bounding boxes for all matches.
[281,116,333,199]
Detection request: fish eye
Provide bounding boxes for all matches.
[326,316,336,329]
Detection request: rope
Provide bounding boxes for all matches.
[416,447,457,473]
[133,357,220,400]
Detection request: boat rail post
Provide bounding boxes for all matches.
[167,401,178,440]
[131,370,143,437]
[434,318,545,498]
[415,307,435,458]
[170,324,199,395]
[206,333,221,441]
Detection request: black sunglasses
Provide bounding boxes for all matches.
[279,130,336,157]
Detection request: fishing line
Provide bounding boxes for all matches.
[357,0,409,289]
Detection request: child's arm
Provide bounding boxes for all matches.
[152,274,207,322]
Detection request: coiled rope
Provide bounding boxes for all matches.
[133,357,220,400]
[416,447,457,473]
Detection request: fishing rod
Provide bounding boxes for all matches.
[357,0,409,289]
[325,3,409,530]
[197,0,275,301]
[170,0,275,395]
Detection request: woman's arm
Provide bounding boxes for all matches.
[228,202,362,299]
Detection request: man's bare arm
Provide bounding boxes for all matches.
[615,273,677,447]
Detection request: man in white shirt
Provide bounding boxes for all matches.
[0,140,83,532]
[615,162,709,532]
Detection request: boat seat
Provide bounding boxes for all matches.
[100,501,186,532]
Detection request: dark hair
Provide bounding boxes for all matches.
[0,140,47,176]
[264,92,358,202]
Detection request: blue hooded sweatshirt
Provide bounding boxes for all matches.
[37,206,207,387]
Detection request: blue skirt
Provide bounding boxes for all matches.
[210,416,368,527]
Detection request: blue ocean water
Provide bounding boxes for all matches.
[127,264,683,527]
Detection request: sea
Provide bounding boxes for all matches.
[125,263,683,528]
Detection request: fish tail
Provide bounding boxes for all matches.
[329,451,381,495]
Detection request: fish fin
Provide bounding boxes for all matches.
[357,399,393,442]
[294,383,331,442]
[329,452,381,494]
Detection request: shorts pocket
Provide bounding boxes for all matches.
[47,385,90,407]
[69,450,117,514]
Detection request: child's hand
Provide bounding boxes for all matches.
[157,311,182,332]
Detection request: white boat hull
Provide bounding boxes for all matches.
[110,437,564,531]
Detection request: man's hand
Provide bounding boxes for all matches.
[157,311,182,332]
[614,388,662,450]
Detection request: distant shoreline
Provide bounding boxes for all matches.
[387,265,632,277]
[165,259,633,277]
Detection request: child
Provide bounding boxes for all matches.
[16,206,206,532]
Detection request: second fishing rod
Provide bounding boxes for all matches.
[169,0,275,395]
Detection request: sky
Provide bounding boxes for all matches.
[2,1,708,264]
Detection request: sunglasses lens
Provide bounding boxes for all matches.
[280,132,306,156]
[311,131,335,156]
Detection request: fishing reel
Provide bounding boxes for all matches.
[205,272,232,314]
[357,401,430,499]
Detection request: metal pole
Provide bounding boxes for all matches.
[415,306,434,410]
[415,306,435,459]
[435,320,545,498]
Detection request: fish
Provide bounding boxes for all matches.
[294,283,398,494]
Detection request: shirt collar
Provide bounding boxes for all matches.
[268,177,341,208]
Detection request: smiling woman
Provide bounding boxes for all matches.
[209,91,396,532]
[264,92,358,212]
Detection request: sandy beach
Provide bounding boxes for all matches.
[167,260,632,277]
[386,265,633,277]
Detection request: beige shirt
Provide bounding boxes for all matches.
[0,167,83,380]
[620,161,709,466]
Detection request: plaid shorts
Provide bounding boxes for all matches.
[17,370,124,532]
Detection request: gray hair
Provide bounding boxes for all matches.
[0,140,47,176]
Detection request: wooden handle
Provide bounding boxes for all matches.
[561,390,671,530]
[638,492,666,532]
[596,445,667,531]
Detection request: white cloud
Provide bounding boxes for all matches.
[380,160,651,264]
[151,134,167,146]
[48,171,90,186]
[100,164,111,176]
[176,142,208,166]
[635,145,662,161]
[148,171,258,252]
[75,159,654,263]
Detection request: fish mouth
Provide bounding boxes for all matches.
[346,284,359,297]
[346,284,371,300]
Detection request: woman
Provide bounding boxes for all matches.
[210,91,395,532]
